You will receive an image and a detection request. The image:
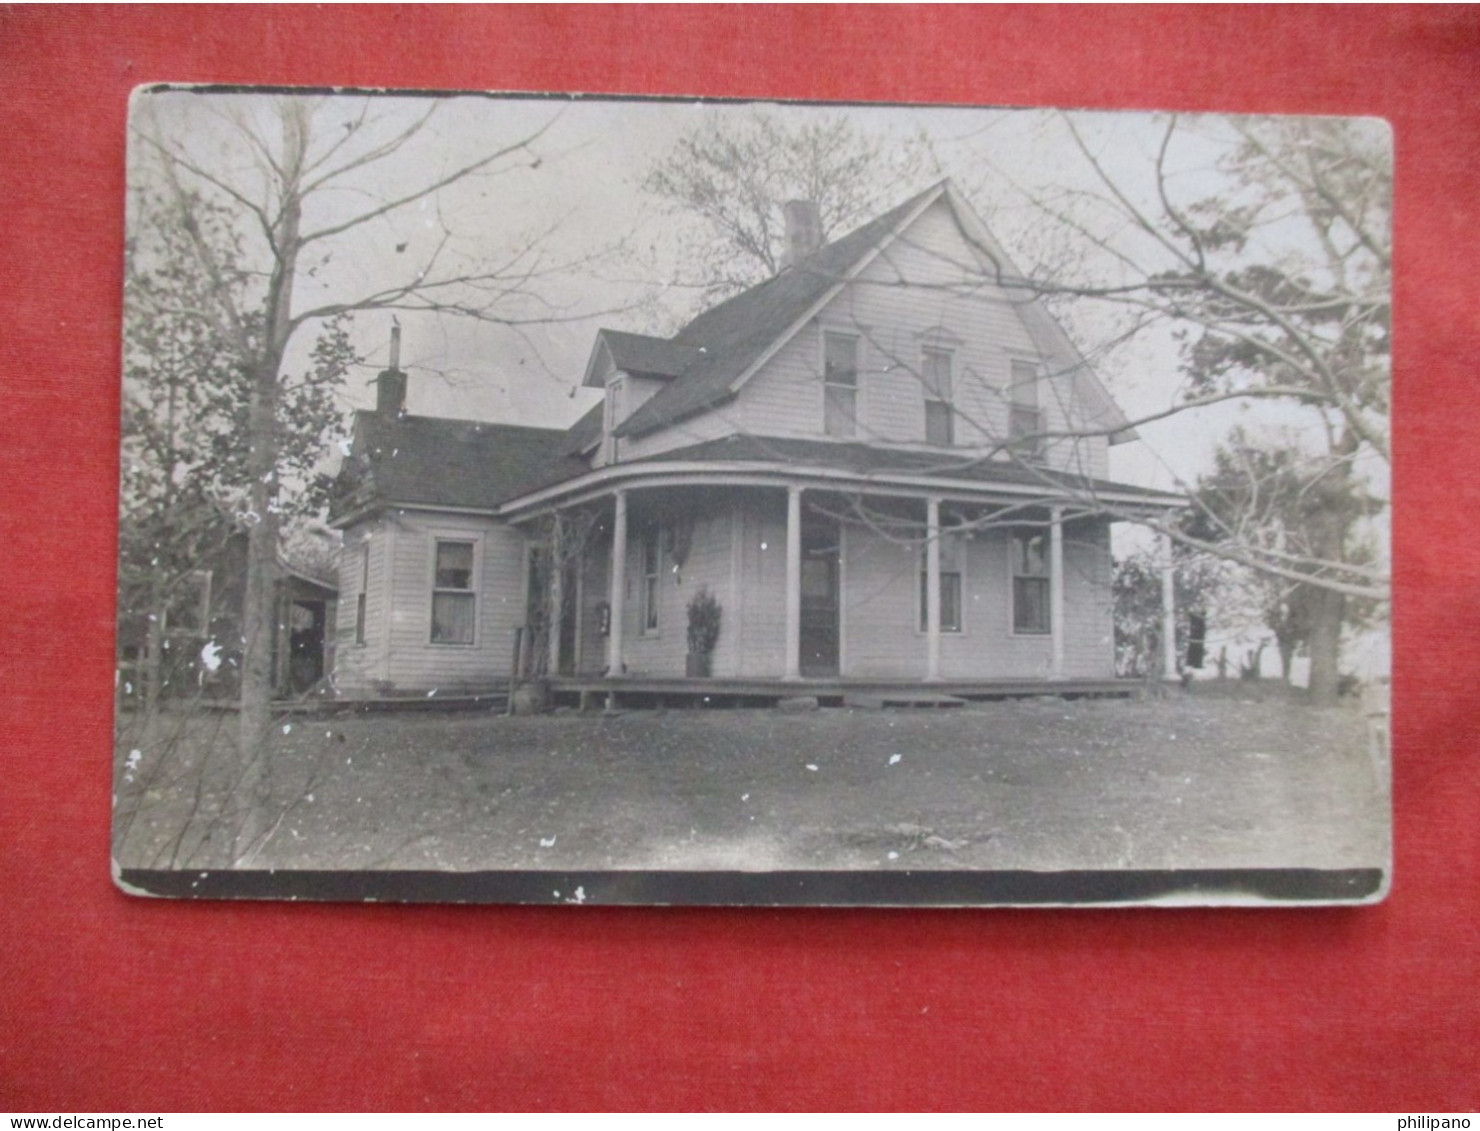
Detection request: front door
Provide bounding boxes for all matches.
[799,514,840,677]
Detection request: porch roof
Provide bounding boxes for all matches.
[497,433,1187,516]
[643,435,1186,502]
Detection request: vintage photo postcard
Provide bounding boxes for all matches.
[113,89,1391,905]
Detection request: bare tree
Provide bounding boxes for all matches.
[132,92,600,834]
[644,111,1388,702]
[644,107,931,306]
[997,114,1389,701]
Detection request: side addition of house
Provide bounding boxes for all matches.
[328,181,1185,701]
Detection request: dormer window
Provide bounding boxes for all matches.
[1009,359,1045,458]
[603,377,625,463]
[823,332,858,439]
[922,347,954,446]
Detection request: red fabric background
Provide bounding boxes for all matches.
[1,5,1476,1112]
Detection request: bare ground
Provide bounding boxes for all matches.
[113,686,1390,876]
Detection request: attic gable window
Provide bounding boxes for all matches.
[431,539,476,645]
[922,347,955,446]
[1009,359,1045,458]
[823,332,858,439]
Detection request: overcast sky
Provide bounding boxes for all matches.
[130,90,1386,504]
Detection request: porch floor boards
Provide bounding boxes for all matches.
[547,675,1137,705]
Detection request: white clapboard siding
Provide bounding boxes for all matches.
[334,510,529,694]
[839,518,928,678]
[691,197,1115,480]
[1061,519,1117,678]
[332,520,390,693]
[835,519,1116,681]
[619,500,739,677]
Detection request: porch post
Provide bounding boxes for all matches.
[1050,506,1066,679]
[1160,527,1178,682]
[925,495,942,682]
[547,512,564,676]
[608,490,627,677]
[784,484,802,681]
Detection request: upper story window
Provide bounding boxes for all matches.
[1010,531,1050,635]
[922,347,955,446]
[431,539,476,645]
[640,526,661,634]
[1009,359,1045,458]
[823,332,858,439]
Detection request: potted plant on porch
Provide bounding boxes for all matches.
[685,587,722,678]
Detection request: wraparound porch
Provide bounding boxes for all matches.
[545,673,1141,710]
[503,462,1184,687]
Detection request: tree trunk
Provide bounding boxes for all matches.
[235,105,307,859]
[1307,586,1345,705]
[236,363,282,853]
[1277,637,1296,684]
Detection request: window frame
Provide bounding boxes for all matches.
[639,524,662,636]
[921,345,955,447]
[429,536,479,646]
[354,541,369,646]
[1009,529,1052,636]
[1008,358,1046,459]
[822,330,860,439]
[918,528,965,635]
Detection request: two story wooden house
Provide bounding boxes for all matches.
[328,181,1184,701]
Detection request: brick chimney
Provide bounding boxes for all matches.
[780,199,823,271]
[376,321,407,416]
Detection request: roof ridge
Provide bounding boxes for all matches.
[355,408,567,437]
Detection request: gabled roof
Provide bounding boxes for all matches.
[329,411,588,523]
[583,329,704,386]
[614,184,945,439]
[607,179,1137,446]
[558,399,605,456]
[640,434,1186,503]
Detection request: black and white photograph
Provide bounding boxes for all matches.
[113,89,1391,905]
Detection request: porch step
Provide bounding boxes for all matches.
[847,692,967,710]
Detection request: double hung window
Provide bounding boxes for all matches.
[823,332,858,439]
[922,347,954,446]
[919,531,964,634]
[354,542,369,645]
[1009,359,1045,458]
[431,539,476,644]
[1010,531,1051,635]
[640,527,661,633]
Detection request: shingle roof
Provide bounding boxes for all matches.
[330,411,588,520]
[613,184,944,439]
[558,399,605,456]
[641,434,1186,503]
[597,329,703,380]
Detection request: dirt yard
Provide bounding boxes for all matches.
[113,686,1390,876]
